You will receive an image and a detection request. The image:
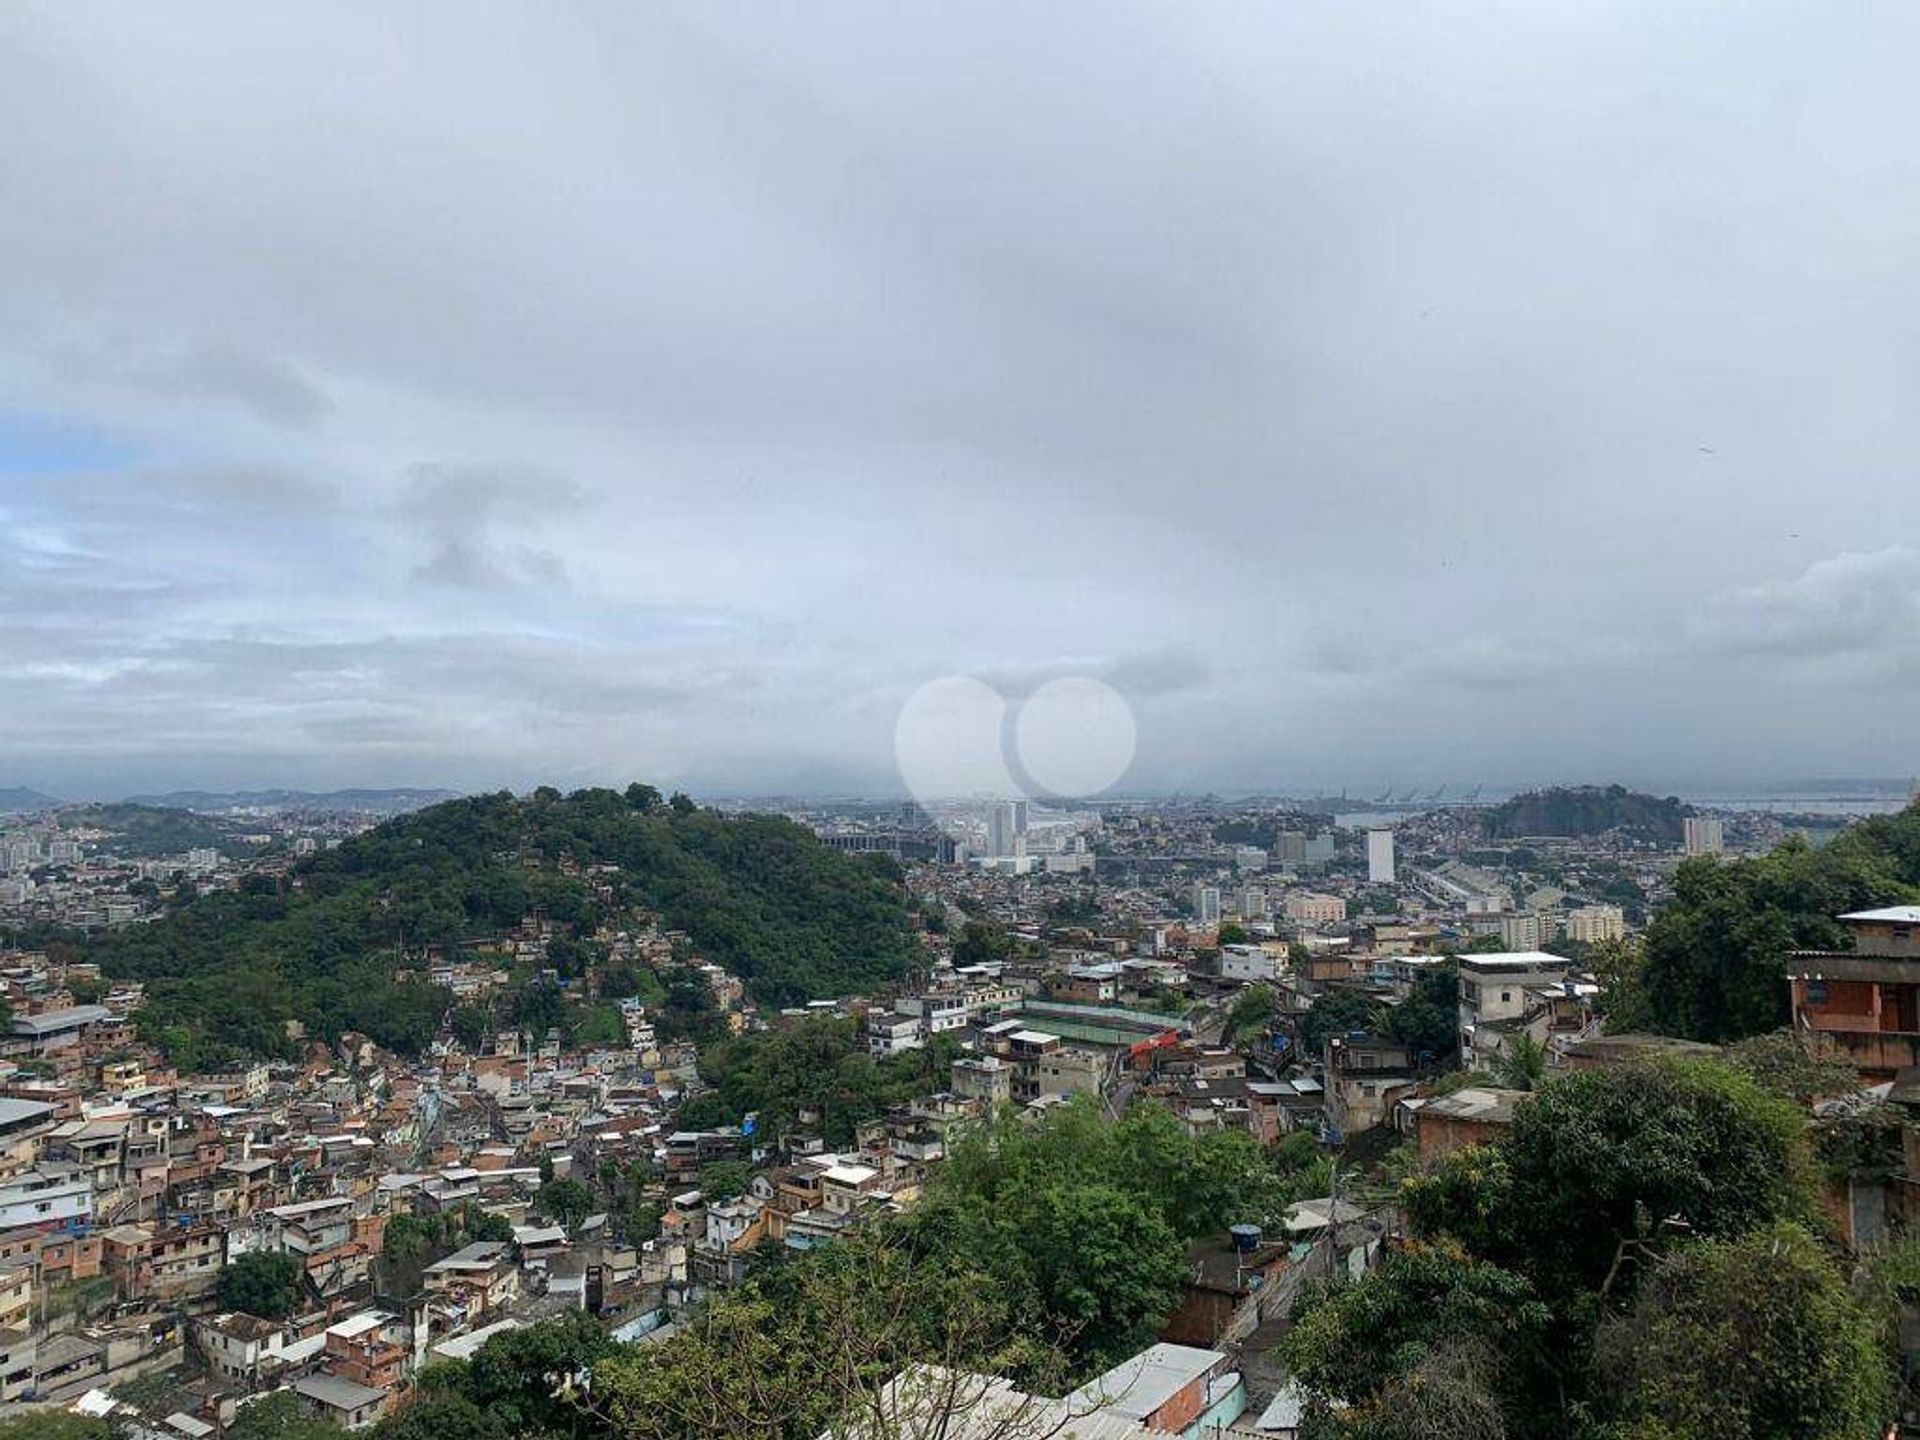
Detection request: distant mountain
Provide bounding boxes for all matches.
[123,787,462,815]
[1482,784,1692,842]
[0,787,61,815]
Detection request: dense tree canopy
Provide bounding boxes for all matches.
[1292,1056,1849,1440]
[217,1249,306,1319]
[1596,1223,1892,1440]
[681,1017,963,1147]
[1634,801,1920,1043]
[908,1098,1287,1373]
[81,787,920,1064]
[1405,1058,1814,1299]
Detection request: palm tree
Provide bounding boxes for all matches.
[1491,1032,1548,1091]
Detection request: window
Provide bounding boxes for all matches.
[1807,980,1829,1005]
[1501,991,1512,1003]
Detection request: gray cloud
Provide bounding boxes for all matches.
[400,463,586,590]
[1688,548,1920,662]
[110,342,333,429]
[2,4,1918,796]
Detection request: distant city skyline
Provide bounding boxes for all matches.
[5,6,1920,797]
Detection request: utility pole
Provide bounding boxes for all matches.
[1326,1159,1340,1282]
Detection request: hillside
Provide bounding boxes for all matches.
[85,786,917,1067]
[62,803,271,859]
[0,787,60,815]
[1482,783,1691,841]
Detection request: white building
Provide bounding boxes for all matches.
[1457,952,1575,1065]
[0,1164,93,1229]
[1220,944,1280,984]
[1192,885,1222,925]
[1682,816,1725,856]
[895,993,969,1036]
[1366,829,1396,884]
[867,1012,924,1058]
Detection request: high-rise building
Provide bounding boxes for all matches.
[1192,885,1222,925]
[1682,817,1725,856]
[1274,831,1308,868]
[1366,829,1397,884]
[1498,910,1548,951]
[1566,904,1627,943]
[986,802,1024,859]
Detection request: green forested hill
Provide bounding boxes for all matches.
[1481,783,1690,841]
[87,786,917,1068]
[67,803,270,859]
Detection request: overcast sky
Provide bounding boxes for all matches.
[4,3,1919,800]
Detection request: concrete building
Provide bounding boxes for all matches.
[986,802,1024,860]
[1284,893,1346,927]
[1789,907,1920,1078]
[949,1056,1012,1107]
[0,1163,93,1230]
[1192,886,1222,926]
[292,1373,388,1431]
[1219,945,1280,984]
[1456,952,1575,1066]
[867,1012,924,1058]
[1566,904,1626,944]
[1683,816,1725,855]
[1366,829,1396,885]
[1497,911,1550,952]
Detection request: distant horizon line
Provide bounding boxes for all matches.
[4,775,1916,809]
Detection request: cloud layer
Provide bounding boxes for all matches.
[3,3,1919,797]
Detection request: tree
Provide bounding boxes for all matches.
[1216,921,1251,946]
[908,1098,1279,1374]
[1722,1028,1861,1105]
[1597,1223,1894,1440]
[463,1312,616,1439]
[1584,937,1656,1035]
[952,920,1015,967]
[1404,1059,1815,1301]
[1489,1032,1546,1091]
[1282,1238,1552,1440]
[590,1234,1066,1440]
[1298,989,1382,1060]
[227,1392,349,1440]
[218,1249,305,1319]
[0,1418,113,1440]
[699,1159,753,1201]
[1638,839,1907,1041]
[1226,984,1278,1043]
[449,1003,491,1053]
[534,1178,594,1232]
[1382,963,1459,1062]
